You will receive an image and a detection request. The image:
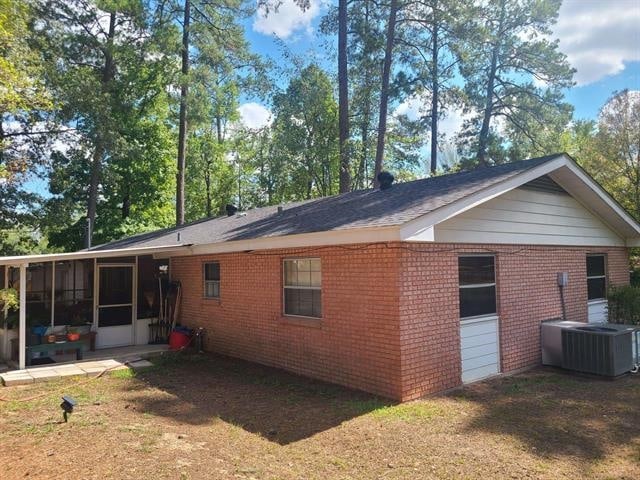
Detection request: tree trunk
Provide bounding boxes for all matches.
[338,0,350,193]
[430,19,439,175]
[374,0,398,187]
[87,10,116,246]
[176,0,190,226]
[476,0,505,166]
[204,151,212,217]
[87,145,103,246]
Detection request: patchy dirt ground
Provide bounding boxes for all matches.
[0,353,638,480]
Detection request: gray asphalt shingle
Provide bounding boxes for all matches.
[91,154,561,251]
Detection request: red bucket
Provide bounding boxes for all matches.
[168,331,191,350]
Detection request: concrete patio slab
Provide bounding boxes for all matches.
[2,374,34,386]
[1,344,169,386]
[129,360,154,369]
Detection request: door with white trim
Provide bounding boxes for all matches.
[458,255,500,383]
[96,264,134,348]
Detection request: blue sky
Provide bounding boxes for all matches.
[238,0,640,132]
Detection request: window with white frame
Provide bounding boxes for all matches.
[458,255,497,319]
[283,258,322,318]
[203,262,220,298]
[586,254,607,301]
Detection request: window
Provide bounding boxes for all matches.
[587,254,607,301]
[203,262,220,298]
[459,255,497,319]
[283,258,322,318]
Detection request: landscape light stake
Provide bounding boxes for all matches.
[60,396,77,422]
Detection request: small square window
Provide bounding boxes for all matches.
[204,262,220,299]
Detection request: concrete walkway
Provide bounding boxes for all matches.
[0,344,169,386]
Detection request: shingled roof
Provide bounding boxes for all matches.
[91,154,565,251]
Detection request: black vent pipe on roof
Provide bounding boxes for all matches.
[226,204,238,216]
[377,171,395,190]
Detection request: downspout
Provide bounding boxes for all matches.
[18,263,27,370]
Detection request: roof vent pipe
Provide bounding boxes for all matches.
[377,171,395,190]
[277,206,284,215]
[226,204,238,216]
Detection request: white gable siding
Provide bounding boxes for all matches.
[434,187,624,246]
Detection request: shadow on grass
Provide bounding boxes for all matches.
[125,352,394,445]
[454,368,640,461]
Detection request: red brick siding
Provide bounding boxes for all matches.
[169,242,630,401]
[170,244,403,399]
[398,244,630,400]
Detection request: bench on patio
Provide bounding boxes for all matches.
[26,341,84,366]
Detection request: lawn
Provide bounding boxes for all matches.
[0,353,638,480]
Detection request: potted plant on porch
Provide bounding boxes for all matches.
[66,327,81,342]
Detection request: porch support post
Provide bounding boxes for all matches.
[18,263,27,370]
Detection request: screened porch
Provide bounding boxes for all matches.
[0,245,186,369]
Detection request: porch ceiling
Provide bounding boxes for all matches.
[0,244,191,267]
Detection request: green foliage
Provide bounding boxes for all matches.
[594,90,640,220]
[271,65,339,200]
[0,287,18,312]
[458,0,574,165]
[37,0,178,250]
[0,286,19,329]
[607,285,640,325]
[184,0,266,220]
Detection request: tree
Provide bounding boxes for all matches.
[396,0,467,174]
[374,0,400,186]
[175,0,310,223]
[271,65,339,200]
[0,0,51,255]
[320,0,386,190]
[184,0,268,220]
[37,0,177,249]
[338,0,350,192]
[458,0,574,165]
[176,0,190,226]
[595,90,640,220]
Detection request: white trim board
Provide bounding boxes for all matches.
[0,245,190,267]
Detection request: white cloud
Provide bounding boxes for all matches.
[238,102,272,130]
[554,0,640,85]
[394,94,471,140]
[253,0,321,39]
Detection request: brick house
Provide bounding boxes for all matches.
[2,153,639,400]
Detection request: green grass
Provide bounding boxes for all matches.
[344,398,446,421]
[110,368,136,379]
[370,401,446,421]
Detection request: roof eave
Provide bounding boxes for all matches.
[0,244,191,267]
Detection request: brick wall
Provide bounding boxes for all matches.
[169,242,630,402]
[170,244,404,399]
[398,244,630,400]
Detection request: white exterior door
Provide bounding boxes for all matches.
[96,265,134,348]
[460,316,500,383]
